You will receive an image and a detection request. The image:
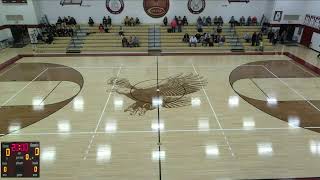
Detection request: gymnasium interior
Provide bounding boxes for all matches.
[0,0,320,179]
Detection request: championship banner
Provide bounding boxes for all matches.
[188,0,205,14]
[143,0,169,18]
[106,0,124,14]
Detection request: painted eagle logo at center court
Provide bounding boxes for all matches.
[107,73,207,115]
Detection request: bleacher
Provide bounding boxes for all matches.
[160,25,236,52]
[80,25,149,52]
[235,26,275,51]
[34,23,276,53]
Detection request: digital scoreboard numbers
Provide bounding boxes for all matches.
[1,142,40,178]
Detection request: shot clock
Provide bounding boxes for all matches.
[1,142,40,178]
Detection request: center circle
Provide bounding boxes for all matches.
[130,79,186,104]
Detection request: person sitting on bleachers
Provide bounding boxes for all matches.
[103,16,107,26]
[189,36,198,47]
[244,32,251,43]
[215,35,220,43]
[202,16,207,26]
[197,16,203,26]
[202,33,210,46]
[213,16,219,26]
[182,33,190,43]
[171,19,177,33]
[122,36,128,47]
[229,16,236,27]
[119,26,124,36]
[135,17,141,25]
[67,26,74,36]
[129,17,135,26]
[206,16,212,26]
[195,32,201,41]
[132,36,140,47]
[57,17,63,25]
[88,17,94,27]
[183,16,188,26]
[63,16,68,24]
[217,25,222,34]
[70,17,77,25]
[177,17,183,32]
[163,17,168,26]
[240,16,245,26]
[124,16,130,26]
[251,32,257,46]
[247,16,252,26]
[128,36,134,47]
[218,16,224,26]
[209,37,214,47]
[46,33,54,44]
[219,35,226,46]
[252,16,257,25]
[99,24,104,33]
[107,16,112,26]
[197,22,203,33]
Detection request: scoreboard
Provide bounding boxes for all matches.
[2,0,27,3]
[1,142,40,178]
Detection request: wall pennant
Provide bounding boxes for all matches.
[106,0,124,14]
[188,0,205,14]
[143,0,170,18]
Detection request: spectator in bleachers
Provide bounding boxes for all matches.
[70,17,77,25]
[197,17,203,26]
[128,36,134,47]
[195,32,201,41]
[244,32,250,43]
[183,33,190,43]
[122,36,128,47]
[251,32,257,46]
[135,17,141,25]
[206,16,212,26]
[272,31,278,45]
[229,16,236,27]
[217,25,222,34]
[177,17,183,32]
[107,16,112,26]
[163,17,168,26]
[171,19,177,33]
[197,22,203,33]
[63,16,68,24]
[213,16,219,26]
[189,36,198,47]
[183,16,188,26]
[103,16,107,26]
[99,24,104,33]
[240,16,245,26]
[215,35,220,43]
[129,17,135,26]
[57,17,63,25]
[119,26,124,36]
[132,36,140,47]
[209,37,214,47]
[174,16,178,22]
[202,16,207,26]
[247,16,252,26]
[202,33,210,46]
[124,16,130,26]
[257,31,263,45]
[252,16,257,25]
[218,16,224,26]
[88,17,94,27]
[219,35,226,46]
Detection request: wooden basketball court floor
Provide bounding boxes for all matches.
[1,50,320,179]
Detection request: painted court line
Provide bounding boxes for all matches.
[0,68,48,107]
[263,66,320,113]
[83,65,123,160]
[192,62,235,157]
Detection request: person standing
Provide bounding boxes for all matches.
[171,19,177,33]
[251,32,257,46]
[163,17,168,26]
